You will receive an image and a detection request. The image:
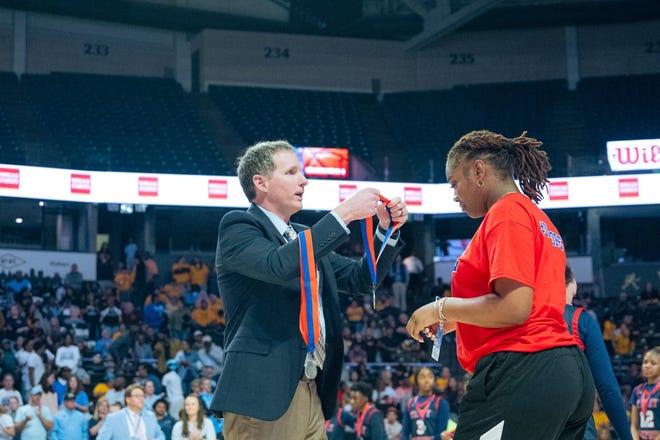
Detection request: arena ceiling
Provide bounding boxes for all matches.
[1,0,659,50]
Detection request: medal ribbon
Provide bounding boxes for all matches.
[414,395,435,420]
[299,229,320,354]
[639,381,660,414]
[360,195,397,302]
[355,403,372,436]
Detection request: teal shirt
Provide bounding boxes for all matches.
[15,404,53,440]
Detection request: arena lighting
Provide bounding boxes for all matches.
[0,163,659,213]
[15,217,23,224]
[119,203,134,214]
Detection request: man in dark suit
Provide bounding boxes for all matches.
[210,140,409,439]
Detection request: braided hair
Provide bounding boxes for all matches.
[446,130,551,204]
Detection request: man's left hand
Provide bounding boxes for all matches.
[377,196,408,230]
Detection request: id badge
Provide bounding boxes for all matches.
[431,325,444,361]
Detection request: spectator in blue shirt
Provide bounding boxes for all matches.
[143,295,167,331]
[6,271,31,295]
[14,386,54,440]
[153,399,175,440]
[51,393,88,440]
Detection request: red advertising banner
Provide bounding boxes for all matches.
[208,179,228,199]
[339,184,357,202]
[404,186,423,206]
[618,177,639,198]
[138,176,158,197]
[548,181,569,200]
[0,167,20,189]
[70,173,91,194]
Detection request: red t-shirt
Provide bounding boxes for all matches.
[452,193,576,373]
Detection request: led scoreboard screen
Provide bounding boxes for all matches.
[296,147,349,179]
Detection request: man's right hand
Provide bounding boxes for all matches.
[334,188,381,225]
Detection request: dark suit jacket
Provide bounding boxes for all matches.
[209,204,404,421]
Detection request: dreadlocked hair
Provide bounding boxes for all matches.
[447,130,551,204]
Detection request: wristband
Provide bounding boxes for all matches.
[436,296,447,322]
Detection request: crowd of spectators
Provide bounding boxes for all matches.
[0,245,226,440]
[0,240,658,439]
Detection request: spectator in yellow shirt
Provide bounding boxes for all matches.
[114,261,134,302]
[346,299,365,333]
[195,291,224,327]
[612,323,635,355]
[171,256,191,284]
[191,299,223,330]
[190,257,210,290]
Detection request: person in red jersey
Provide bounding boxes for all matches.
[407,130,594,440]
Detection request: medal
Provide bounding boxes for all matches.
[305,358,317,379]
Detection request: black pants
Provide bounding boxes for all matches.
[455,346,595,440]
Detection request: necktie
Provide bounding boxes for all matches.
[283,225,297,242]
[313,328,325,369]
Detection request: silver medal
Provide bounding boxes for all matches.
[305,358,317,379]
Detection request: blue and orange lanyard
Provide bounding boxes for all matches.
[298,229,320,355]
[298,194,398,351]
[361,194,397,308]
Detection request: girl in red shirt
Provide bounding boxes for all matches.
[407,130,594,440]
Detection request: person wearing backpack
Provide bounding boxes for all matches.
[350,382,387,440]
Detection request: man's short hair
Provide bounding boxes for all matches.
[154,398,169,410]
[351,381,373,401]
[124,383,144,401]
[237,140,295,201]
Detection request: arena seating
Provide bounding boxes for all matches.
[208,85,373,161]
[0,72,25,165]
[20,72,230,175]
[382,80,578,181]
[1,72,658,181]
[578,73,660,153]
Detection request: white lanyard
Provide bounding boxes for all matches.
[126,410,144,440]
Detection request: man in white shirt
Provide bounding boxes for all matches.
[24,342,46,395]
[197,336,224,377]
[54,334,81,374]
[161,360,183,420]
[402,251,425,298]
[0,374,23,407]
[103,376,126,407]
[14,386,54,440]
[15,338,30,397]
[0,403,15,440]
